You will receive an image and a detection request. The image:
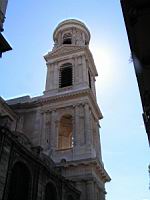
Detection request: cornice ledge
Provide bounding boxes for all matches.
[40,88,90,104]
[56,157,111,182]
[44,45,86,61]
[84,48,98,76]
[88,90,103,119]
[0,96,18,119]
[94,159,111,183]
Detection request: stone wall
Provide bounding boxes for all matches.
[0,126,80,200]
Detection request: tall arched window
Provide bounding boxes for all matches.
[7,162,31,200]
[58,115,73,150]
[59,63,73,88]
[45,182,58,200]
[63,33,72,44]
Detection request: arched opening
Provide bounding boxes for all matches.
[7,162,31,200]
[45,182,58,200]
[63,33,72,44]
[58,115,73,150]
[67,195,75,200]
[59,63,73,88]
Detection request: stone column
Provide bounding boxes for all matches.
[33,110,42,146]
[82,55,87,83]
[96,122,102,161]
[45,64,51,91]
[74,56,78,84]
[53,63,58,89]
[86,181,95,200]
[84,103,92,145]
[16,115,24,133]
[41,112,47,148]
[58,32,62,45]
[46,111,51,145]
[40,111,51,148]
[76,181,85,200]
[74,105,80,146]
[99,188,106,200]
[50,110,57,149]
[72,28,76,45]
[91,76,96,97]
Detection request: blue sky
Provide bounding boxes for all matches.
[1,1,149,200]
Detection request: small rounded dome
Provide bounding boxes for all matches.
[53,19,91,47]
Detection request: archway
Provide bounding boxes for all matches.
[45,182,58,200]
[67,195,75,200]
[58,115,73,150]
[7,162,31,200]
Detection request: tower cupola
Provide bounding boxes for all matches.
[53,19,90,48]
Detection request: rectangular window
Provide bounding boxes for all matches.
[59,64,72,88]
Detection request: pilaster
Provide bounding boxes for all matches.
[84,103,93,145]
[86,181,95,200]
[50,110,57,149]
[41,112,48,148]
[74,105,80,146]
[82,55,88,84]
[96,122,102,161]
[45,64,51,91]
[53,63,58,89]
[99,188,106,200]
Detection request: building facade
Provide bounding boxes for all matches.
[1,19,110,200]
[0,97,80,200]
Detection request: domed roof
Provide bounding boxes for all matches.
[53,19,90,42]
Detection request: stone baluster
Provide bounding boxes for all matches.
[50,63,54,89]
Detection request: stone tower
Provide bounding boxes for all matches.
[43,19,110,200]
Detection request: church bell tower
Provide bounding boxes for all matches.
[44,19,110,200]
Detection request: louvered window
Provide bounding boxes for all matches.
[59,64,73,88]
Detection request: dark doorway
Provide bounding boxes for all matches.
[45,182,58,200]
[7,162,31,200]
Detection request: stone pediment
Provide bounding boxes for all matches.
[44,45,85,60]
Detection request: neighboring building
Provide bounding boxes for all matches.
[120,0,150,145]
[0,19,110,200]
[0,97,80,200]
[0,0,12,57]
